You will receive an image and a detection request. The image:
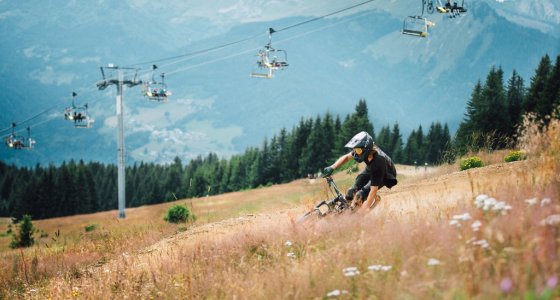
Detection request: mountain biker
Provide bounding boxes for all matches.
[322,131,397,213]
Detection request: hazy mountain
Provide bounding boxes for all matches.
[0,0,558,166]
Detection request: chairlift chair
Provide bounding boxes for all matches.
[250,28,289,79]
[143,65,171,102]
[64,92,94,128]
[5,124,34,149]
[436,0,467,16]
[402,16,429,37]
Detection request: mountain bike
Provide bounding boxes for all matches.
[298,175,383,222]
[298,176,350,222]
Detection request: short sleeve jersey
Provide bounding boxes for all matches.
[365,148,398,189]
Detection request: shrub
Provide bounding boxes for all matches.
[459,156,484,171]
[164,204,193,224]
[84,224,98,232]
[504,150,525,163]
[10,214,35,249]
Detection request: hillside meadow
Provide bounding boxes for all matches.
[0,119,559,299]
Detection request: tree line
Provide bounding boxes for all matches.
[1,53,558,220]
[455,54,560,153]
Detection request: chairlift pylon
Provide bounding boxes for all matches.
[142,64,171,102]
[250,28,289,79]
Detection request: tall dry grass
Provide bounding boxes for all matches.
[1,118,559,299]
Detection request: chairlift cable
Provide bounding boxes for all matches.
[166,9,375,76]
[274,0,376,33]
[128,33,265,68]
[127,0,376,69]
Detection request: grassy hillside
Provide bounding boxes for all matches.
[1,120,559,299]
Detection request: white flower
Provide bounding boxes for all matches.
[525,198,538,206]
[541,214,560,226]
[472,239,490,249]
[475,194,489,208]
[343,267,360,277]
[453,212,472,221]
[326,289,349,297]
[427,258,441,266]
[284,240,293,247]
[368,265,382,271]
[381,265,392,271]
[287,252,296,258]
[471,220,482,232]
[475,194,512,214]
[449,219,461,227]
[541,198,552,207]
[367,265,392,272]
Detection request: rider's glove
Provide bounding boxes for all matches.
[322,166,334,177]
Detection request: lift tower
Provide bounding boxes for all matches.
[97,65,141,219]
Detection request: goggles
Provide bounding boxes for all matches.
[353,147,363,156]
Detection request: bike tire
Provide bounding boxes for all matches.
[297,209,322,223]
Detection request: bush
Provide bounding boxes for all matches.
[504,150,525,163]
[84,224,98,232]
[164,204,193,224]
[460,156,484,171]
[10,214,35,249]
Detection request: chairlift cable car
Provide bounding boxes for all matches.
[436,0,467,17]
[64,92,94,128]
[402,0,436,38]
[142,64,171,102]
[5,123,35,150]
[250,28,289,79]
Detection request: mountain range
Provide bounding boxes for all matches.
[0,0,558,166]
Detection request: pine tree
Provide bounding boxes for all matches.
[389,123,403,163]
[506,69,525,138]
[525,54,552,118]
[376,125,392,155]
[10,214,34,248]
[481,66,509,148]
[544,55,560,117]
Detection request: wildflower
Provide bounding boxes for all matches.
[343,267,360,277]
[471,220,482,232]
[541,198,552,207]
[547,275,558,288]
[449,219,461,227]
[286,252,296,258]
[453,212,472,221]
[326,289,349,297]
[500,277,513,293]
[284,240,293,247]
[474,194,489,207]
[525,198,538,206]
[427,258,441,266]
[367,265,392,272]
[472,239,490,249]
[540,214,560,226]
[474,194,512,214]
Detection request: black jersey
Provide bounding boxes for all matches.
[365,148,398,189]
